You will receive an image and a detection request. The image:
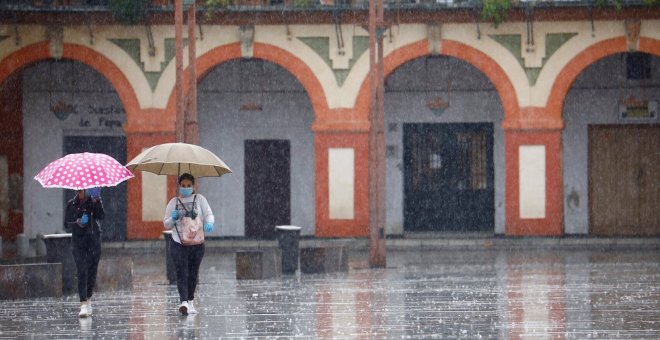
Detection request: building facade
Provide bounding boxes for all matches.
[0,1,658,241]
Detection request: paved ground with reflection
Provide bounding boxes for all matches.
[1,247,659,339]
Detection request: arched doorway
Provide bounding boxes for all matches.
[19,60,128,241]
[197,59,315,239]
[384,55,504,235]
[563,52,660,236]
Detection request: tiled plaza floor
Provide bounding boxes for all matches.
[1,247,659,339]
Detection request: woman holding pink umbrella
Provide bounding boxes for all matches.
[64,187,104,318]
[34,152,134,318]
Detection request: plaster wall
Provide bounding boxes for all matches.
[22,61,125,238]
[562,53,660,234]
[197,60,315,237]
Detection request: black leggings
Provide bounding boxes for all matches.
[169,240,205,302]
[71,233,101,302]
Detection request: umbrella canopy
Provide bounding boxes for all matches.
[125,142,232,178]
[34,152,134,190]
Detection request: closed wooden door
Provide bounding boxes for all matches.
[244,140,291,239]
[589,125,660,236]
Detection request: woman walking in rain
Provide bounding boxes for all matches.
[64,187,104,318]
[163,173,215,315]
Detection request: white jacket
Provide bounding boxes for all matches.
[163,194,214,244]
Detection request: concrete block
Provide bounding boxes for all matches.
[163,231,176,285]
[36,234,47,257]
[42,233,76,293]
[16,234,29,258]
[300,246,349,274]
[0,263,62,300]
[96,257,133,292]
[236,249,281,280]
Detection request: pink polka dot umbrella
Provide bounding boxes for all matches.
[34,152,134,190]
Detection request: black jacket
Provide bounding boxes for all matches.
[64,195,105,236]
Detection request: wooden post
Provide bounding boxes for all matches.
[174,0,184,143]
[368,0,386,268]
[184,2,198,145]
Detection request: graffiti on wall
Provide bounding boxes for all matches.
[51,100,126,129]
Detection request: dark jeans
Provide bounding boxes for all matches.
[71,232,102,302]
[169,240,205,302]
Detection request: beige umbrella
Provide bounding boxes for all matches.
[125,142,232,178]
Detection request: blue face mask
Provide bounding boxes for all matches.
[85,187,101,198]
[179,187,193,197]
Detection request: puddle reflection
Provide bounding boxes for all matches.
[1,249,659,338]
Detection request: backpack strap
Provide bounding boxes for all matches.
[172,195,198,245]
[176,195,197,214]
[173,198,185,244]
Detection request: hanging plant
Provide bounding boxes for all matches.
[481,0,510,28]
[206,0,232,8]
[293,0,313,7]
[108,0,150,25]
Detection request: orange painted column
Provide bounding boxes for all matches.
[314,116,370,238]
[503,108,564,236]
[124,111,175,240]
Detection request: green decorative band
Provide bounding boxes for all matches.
[299,36,370,87]
[109,37,188,91]
[490,32,577,86]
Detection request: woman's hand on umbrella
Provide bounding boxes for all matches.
[81,214,90,224]
[171,210,179,220]
[204,223,214,233]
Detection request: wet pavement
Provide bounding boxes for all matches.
[1,247,659,339]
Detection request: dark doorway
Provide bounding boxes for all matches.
[244,140,291,239]
[403,123,494,232]
[63,136,128,242]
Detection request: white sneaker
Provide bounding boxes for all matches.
[178,301,188,315]
[87,299,92,315]
[79,302,90,318]
[187,301,198,314]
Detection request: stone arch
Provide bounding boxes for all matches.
[0,42,141,126]
[547,37,660,119]
[164,42,329,121]
[353,39,519,123]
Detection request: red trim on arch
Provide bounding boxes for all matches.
[547,37,660,119]
[354,39,519,125]
[0,42,141,125]
[546,37,627,119]
[0,42,145,239]
[164,42,329,124]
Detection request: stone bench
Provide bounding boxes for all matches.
[0,263,62,300]
[300,246,349,274]
[235,248,281,280]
